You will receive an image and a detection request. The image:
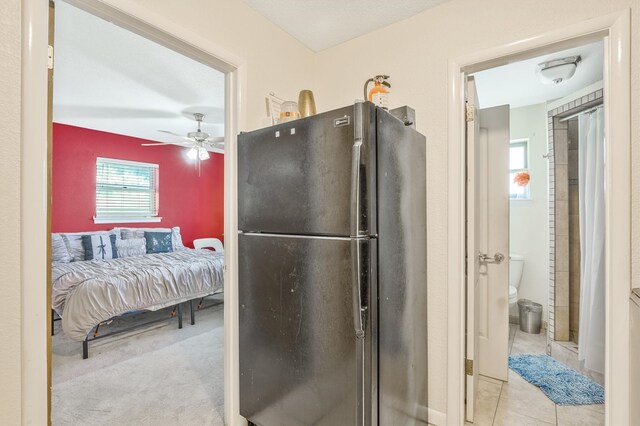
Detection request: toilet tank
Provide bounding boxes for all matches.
[509,254,525,288]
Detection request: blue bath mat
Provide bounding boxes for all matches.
[508,354,604,405]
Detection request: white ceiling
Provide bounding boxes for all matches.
[473,41,603,109]
[242,0,449,52]
[54,1,600,142]
[53,1,226,148]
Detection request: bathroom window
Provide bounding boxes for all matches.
[509,139,530,200]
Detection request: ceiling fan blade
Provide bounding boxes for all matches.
[203,143,224,153]
[157,130,183,137]
[144,140,194,148]
[205,136,225,143]
[203,140,224,147]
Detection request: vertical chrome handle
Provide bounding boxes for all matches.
[350,102,363,238]
[351,103,368,426]
[351,239,365,339]
[352,239,368,425]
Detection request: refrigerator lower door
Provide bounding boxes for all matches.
[239,233,376,426]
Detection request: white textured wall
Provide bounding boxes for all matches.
[6,0,640,421]
[313,0,640,413]
[509,104,549,320]
[0,0,21,424]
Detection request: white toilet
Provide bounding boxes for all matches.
[509,254,525,308]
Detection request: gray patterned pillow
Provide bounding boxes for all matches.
[117,227,185,250]
[118,228,145,240]
[61,231,117,262]
[82,234,117,261]
[115,238,146,258]
[51,234,71,264]
[144,231,173,254]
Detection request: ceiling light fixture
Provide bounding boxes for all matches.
[198,147,210,161]
[187,146,198,160]
[187,146,210,160]
[536,56,581,84]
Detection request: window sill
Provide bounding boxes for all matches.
[93,217,162,224]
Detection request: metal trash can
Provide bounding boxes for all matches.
[517,299,543,334]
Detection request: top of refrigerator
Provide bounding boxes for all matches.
[237,102,423,238]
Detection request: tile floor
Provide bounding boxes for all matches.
[467,324,604,426]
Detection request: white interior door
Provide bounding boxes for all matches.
[465,77,481,423]
[465,78,510,422]
[477,105,510,382]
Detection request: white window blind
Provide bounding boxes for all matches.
[95,158,159,220]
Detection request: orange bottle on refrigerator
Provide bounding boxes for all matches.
[366,75,391,109]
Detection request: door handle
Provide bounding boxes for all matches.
[351,239,367,339]
[350,101,364,238]
[478,252,505,264]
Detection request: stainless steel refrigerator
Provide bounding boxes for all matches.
[238,102,427,426]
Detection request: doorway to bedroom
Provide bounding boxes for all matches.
[49,1,227,424]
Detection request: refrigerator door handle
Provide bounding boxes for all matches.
[350,102,363,238]
[351,238,366,339]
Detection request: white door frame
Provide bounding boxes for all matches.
[447,10,630,426]
[21,0,247,424]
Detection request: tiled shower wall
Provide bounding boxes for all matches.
[568,119,581,343]
[547,88,603,342]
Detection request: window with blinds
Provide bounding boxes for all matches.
[95,157,159,222]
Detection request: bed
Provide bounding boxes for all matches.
[51,228,224,358]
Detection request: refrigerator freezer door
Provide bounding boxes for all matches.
[376,109,428,424]
[239,233,376,426]
[238,103,376,237]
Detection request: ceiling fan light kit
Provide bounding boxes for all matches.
[147,112,225,161]
[187,146,210,161]
[187,146,198,160]
[536,55,581,84]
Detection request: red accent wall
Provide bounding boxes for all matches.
[52,123,224,248]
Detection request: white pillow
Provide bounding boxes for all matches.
[115,226,186,251]
[51,234,71,264]
[115,238,147,258]
[171,227,186,251]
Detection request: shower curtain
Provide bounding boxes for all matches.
[578,107,605,374]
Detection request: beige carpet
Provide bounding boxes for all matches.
[52,298,224,426]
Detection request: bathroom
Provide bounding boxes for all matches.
[508,80,605,385]
[466,39,606,424]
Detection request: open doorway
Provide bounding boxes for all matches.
[446,12,631,426]
[50,1,227,423]
[465,40,608,424]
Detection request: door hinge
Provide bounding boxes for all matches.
[465,358,474,376]
[47,45,54,70]
[465,104,474,122]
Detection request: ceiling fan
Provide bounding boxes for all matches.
[142,112,224,161]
